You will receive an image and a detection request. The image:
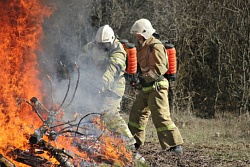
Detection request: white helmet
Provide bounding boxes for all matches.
[130,18,156,39]
[95,25,115,44]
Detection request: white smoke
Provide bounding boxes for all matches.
[39,0,101,121]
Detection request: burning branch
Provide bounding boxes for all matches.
[56,61,71,112]
[63,62,80,110]
[37,139,74,167]
[18,62,81,145]
[0,154,16,167]
[11,139,75,167]
[16,96,77,166]
[10,149,53,167]
[24,96,77,144]
[75,112,102,137]
[46,74,55,106]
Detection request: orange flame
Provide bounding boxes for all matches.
[53,116,133,166]
[0,1,132,166]
[0,0,53,166]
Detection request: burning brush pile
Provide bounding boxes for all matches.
[1,92,133,167]
[11,93,133,167]
[0,0,134,166]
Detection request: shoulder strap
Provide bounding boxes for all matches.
[149,43,158,52]
[149,42,165,53]
[148,42,168,72]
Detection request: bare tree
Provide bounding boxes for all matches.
[41,0,250,117]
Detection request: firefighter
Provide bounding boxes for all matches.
[78,25,136,147]
[128,18,184,154]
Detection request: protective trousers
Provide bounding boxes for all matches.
[128,87,184,150]
[99,91,135,146]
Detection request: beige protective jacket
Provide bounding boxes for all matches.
[128,36,184,149]
[137,36,168,83]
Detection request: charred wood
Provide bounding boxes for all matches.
[0,154,16,167]
[10,149,52,167]
[37,139,74,167]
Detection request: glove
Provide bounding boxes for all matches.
[130,77,139,87]
[138,74,154,87]
[139,70,158,83]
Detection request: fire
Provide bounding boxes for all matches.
[0,0,54,166]
[0,1,133,166]
[54,116,133,166]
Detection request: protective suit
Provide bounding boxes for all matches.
[78,25,135,146]
[128,19,184,151]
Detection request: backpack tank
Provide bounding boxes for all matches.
[163,43,177,81]
[120,39,137,75]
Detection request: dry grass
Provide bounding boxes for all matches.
[120,111,250,166]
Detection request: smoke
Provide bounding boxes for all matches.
[39,0,100,121]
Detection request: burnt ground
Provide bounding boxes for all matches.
[136,142,250,167]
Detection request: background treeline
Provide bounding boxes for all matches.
[41,0,249,118]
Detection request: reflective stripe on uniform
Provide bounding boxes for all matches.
[110,57,126,67]
[124,129,134,138]
[142,80,168,92]
[156,123,176,132]
[106,72,114,82]
[128,121,146,130]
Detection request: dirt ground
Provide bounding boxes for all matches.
[120,98,250,167]
[136,142,250,167]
